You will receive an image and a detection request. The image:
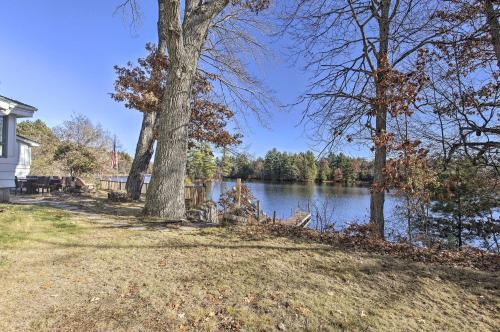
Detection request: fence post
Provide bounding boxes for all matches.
[273,211,276,224]
[256,200,260,222]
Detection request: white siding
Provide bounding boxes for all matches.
[0,115,18,188]
[19,143,31,166]
[0,100,37,192]
[15,143,31,178]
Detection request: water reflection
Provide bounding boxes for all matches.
[208,180,399,230]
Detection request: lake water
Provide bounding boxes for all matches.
[207,180,402,233]
[111,177,403,235]
[110,176,498,248]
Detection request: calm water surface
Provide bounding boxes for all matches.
[111,176,498,247]
[208,180,401,232]
[113,177,402,233]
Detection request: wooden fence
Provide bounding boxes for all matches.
[98,179,207,208]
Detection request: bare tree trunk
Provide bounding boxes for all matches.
[126,111,157,200]
[125,1,169,201]
[484,0,500,68]
[370,0,391,239]
[144,0,220,218]
[370,111,387,238]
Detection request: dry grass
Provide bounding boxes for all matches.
[0,202,498,331]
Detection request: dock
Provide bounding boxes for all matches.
[282,210,312,228]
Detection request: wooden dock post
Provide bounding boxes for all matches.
[273,211,276,224]
[256,200,260,221]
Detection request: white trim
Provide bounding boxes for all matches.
[16,135,39,147]
[0,97,37,118]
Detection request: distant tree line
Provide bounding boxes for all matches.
[211,148,373,184]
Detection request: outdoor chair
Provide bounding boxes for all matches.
[36,177,51,194]
[14,176,27,195]
[49,176,62,192]
[26,176,39,194]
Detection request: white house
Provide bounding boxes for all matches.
[0,95,38,202]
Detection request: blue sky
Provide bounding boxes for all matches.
[0,0,370,158]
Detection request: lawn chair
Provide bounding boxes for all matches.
[14,176,27,195]
[36,176,51,194]
[26,176,39,194]
[49,176,62,192]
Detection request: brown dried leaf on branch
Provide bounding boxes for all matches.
[218,183,257,217]
[111,43,242,148]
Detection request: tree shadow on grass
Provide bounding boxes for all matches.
[8,197,499,301]
[29,234,499,294]
[11,194,144,219]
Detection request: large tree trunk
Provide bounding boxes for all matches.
[370,0,391,239]
[370,111,387,238]
[484,0,500,68]
[143,0,195,219]
[125,1,169,201]
[143,63,194,218]
[143,0,228,218]
[125,111,157,200]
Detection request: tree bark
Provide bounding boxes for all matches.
[125,111,157,200]
[484,0,500,68]
[125,0,173,200]
[144,0,223,218]
[143,61,195,218]
[370,0,391,239]
[125,1,169,201]
[371,111,387,238]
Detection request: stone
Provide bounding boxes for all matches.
[223,214,248,224]
[186,201,219,224]
[107,190,129,203]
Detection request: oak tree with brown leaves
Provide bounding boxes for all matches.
[118,0,270,218]
[282,0,445,238]
[423,0,500,169]
[112,44,241,199]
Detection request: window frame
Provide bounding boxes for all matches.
[0,116,8,158]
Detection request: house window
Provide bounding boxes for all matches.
[0,116,7,157]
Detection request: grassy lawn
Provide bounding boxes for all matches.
[0,203,498,331]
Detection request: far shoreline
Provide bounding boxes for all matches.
[102,175,373,187]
